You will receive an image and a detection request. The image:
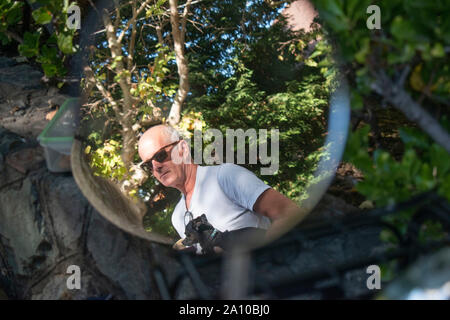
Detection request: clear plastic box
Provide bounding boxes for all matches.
[37,98,80,172]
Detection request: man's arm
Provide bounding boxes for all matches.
[253,188,309,243]
[216,163,309,244]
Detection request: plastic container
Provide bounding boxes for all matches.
[37,98,80,172]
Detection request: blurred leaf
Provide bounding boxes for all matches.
[57,33,74,54]
[18,32,40,57]
[32,7,52,25]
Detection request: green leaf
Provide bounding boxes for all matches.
[399,127,429,149]
[32,7,52,25]
[390,16,418,43]
[350,91,363,110]
[429,144,450,176]
[6,1,23,25]
[430,43,445,58]
[326,0,345,18]
[304,59,318,67]
[57,33,74,54]
[42,63,58,77]
[354,38,370,64]
[18,32,40,57]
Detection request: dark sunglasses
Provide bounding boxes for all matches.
[140,140,181,173]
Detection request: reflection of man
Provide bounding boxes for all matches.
[138,125,305,253]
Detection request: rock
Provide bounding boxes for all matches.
[0,142,173,299]
[0,127,26,155]
[249,222,384,299]
[8,98,28,110]
[381,247,450,300]
[47,87,59,97]
[0,57,16,69]
[47,95,67,108]
[303,193,360,225]
[0,64,43,94]
[13,109,26,116]
[5,147,45,174]
[0,175,55,277]
[46,87,67,108]
[86,214,157,299]
[29,263,120,300]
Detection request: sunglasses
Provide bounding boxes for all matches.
[140,140,181,173]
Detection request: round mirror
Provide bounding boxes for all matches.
[71,0,349,253]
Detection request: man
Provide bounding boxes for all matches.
[138,125,307,253]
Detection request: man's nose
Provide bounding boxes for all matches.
[152,159,164,172]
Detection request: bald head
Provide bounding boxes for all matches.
[138,125,180,162]
[138,125,194,189]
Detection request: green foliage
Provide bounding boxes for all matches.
[135,44,178,113]
[312,0,450,104]
[344,122,450,280]
[37,41,65,77]
[145,0,168,17]
[312,0,450,280]
[3,0,78,79]
[144,206,177,238]
[32,6,53,25]
[325,0,450,206]
[190,35,335,202]
[18,32,41,57]
[344,122,449,240]
[85,133,127,182]
[0,1,23,45]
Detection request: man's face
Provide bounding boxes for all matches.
[139,137,185,188]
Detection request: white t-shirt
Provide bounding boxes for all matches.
[172,163,272,239]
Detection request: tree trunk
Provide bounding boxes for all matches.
[167,0,191,126]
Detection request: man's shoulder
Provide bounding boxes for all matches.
[216,162,247,173]
[216,163,254,179]
[199,163,259,190]
[198,163,241,180]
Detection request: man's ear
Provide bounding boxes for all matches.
[180,140,192,164]
[179,140,186,156]
[171,140,186,164]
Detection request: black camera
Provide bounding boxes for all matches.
[182,214,267,255]
[182,214,227,255]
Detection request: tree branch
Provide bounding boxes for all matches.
[128,0,138,70]
[5,30,23,44]
[167,0,191,125]
[117,0,153,44]
[180,0,192,45]
[83,65,122,122]
[371,70,450,153]
[114,0,121,31]
[102,9,140,167]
